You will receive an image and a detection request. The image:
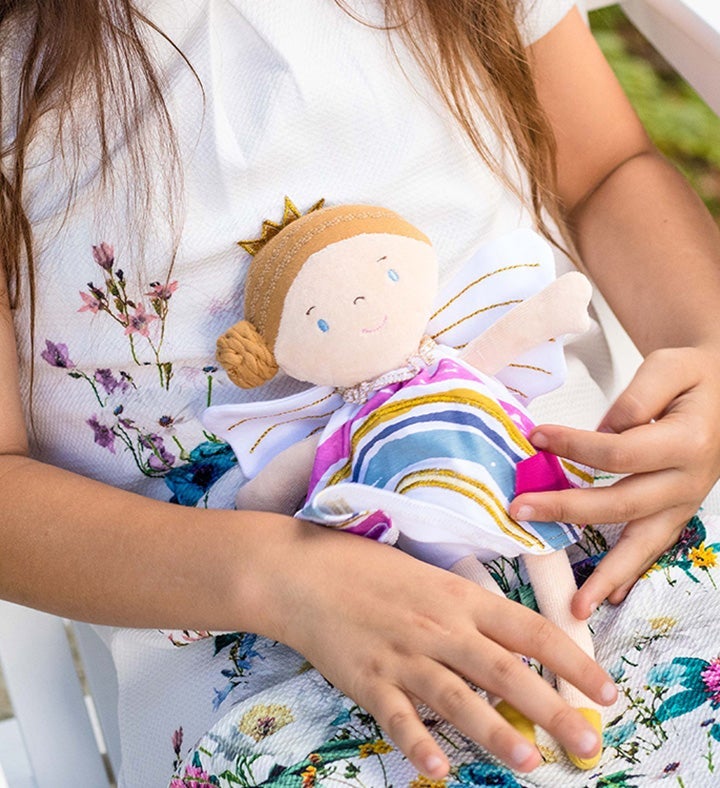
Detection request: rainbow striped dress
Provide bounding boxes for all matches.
[299,349,592,568]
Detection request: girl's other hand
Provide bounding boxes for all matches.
[509,345,720,619]
[257,521,616,779]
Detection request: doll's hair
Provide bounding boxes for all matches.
[245,203,430,350]
[216,319,279,389]
[217,203,430,388]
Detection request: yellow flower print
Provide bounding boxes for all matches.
[649,616,678,635]
[642,562,661,579]
[689,542,717,569]
[358,739,394,758]
[538,743,560,763]
[409,776,448,787]
[237,703,294,741]
[408,774,447,788]
[301,764,317,787]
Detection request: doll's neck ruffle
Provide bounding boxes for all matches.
[336,335,438,404]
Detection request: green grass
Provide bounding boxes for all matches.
[590,5,720,221]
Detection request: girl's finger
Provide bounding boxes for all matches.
[399,660,543,772]
[362,683,452,778]
[571,508,689,619]
[406,639,604,765]
[468,593,617,709]
[597,347,702,434]
[511,469,684,525]
[528,419,686,476]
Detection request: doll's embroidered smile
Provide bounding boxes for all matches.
[362,314,388,333]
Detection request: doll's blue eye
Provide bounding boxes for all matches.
[387,268,399,282]
[317,318,330,333]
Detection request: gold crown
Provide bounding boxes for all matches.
[238,196,326,256]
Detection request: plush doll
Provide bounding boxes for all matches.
[203,200,602,769]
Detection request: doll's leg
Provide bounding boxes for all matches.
[450,555,535,743]
[522,550,602,769]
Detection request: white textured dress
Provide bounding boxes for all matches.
[11,2,720,786]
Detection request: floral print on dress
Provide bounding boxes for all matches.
[167,514,720,787]
[40,243,237,506]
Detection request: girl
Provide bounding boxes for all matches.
[1,1,719,785]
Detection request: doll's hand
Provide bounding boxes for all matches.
[509,346,720,619]
[259,521,616,778]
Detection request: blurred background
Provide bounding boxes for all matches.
[590,4,720,225]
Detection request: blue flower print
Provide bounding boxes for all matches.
[450,760,524,787]
[652,656,720,743]
[165,441,238,506]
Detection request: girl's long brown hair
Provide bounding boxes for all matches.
[0,0,560,314]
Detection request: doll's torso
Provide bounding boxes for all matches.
[304,349,589,563]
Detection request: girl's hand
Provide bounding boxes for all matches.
[258,521,616,779]
[510,346,720,620]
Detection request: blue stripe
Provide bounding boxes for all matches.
[356,408,524,469]
[356,439,523,504]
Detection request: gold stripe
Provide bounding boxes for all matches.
[430,299,523,342]
[327,388,535,485]
[249,409,338,454]
[430,263,541,323]
[561,459,594,485]
[507,362,551,376]
[228,391,336,432]
[396,468,543,550]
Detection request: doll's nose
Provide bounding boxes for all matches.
[353,296,366,305]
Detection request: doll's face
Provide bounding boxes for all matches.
[274,233,438,387]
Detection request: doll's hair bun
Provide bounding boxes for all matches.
[216,319,279,389]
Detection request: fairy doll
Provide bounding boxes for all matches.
[203,200,602,768]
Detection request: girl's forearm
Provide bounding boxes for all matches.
[567,150,720,354]
[0,453,300,635]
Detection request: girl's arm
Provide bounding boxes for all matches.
[0,271,613,777]
[511,7,720,617]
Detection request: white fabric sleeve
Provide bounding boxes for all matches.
[518,0,577,46]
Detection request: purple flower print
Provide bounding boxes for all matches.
[139,433,176,471]
[172,726,184,758]
[145,280,179,301]
[123,303,158,338]
[86,415,116,454]
[92,242,115,271]
[40,340,76,369]
[169,765,211,788]
[77,243,176,388]
[78,290,102,314]
[703,658,720,707]
[94,368,134,397]
[94,368,123,396]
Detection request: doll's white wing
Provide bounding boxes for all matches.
[201,386,343,479]
[428,228,566,404]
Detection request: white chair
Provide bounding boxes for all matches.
[0,602,120,787]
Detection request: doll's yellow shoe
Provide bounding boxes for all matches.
[495,700,536,743]
[566,707,603,770]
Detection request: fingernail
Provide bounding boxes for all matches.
[423,754,446,776]
[515,505,535,521]
[598,424,615,434]
[577,729,600,756]
[587,600,599,615]
[600,681,618,704]
[511,740,537,767]
[531,431,549,448]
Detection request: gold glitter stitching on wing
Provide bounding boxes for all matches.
[429,262,541,323]
[431,298,524,342]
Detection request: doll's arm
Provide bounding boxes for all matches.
[235,434,320,515]
[460,271,592,376]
